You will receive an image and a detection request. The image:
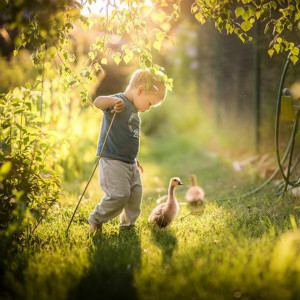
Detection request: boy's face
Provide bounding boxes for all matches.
[134,86,163,112]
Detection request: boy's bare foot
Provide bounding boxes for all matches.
[89,221,102,232]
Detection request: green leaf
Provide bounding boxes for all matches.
[0,161,11,178]
[290,215,297,230]
[270,1,277,10]
[166,78,173,91]
[48,46,57,57]
[93,62,101,71]
[191,4,198,13]
[13,50,18,57]
[101,58,107,65]
[123,50,133,64]
[268,49,275,57]
[25,102,32,110]
[25,82,31,90]
[195,13,205,24]
[24,136,29,145]
[295,11,300,22]
[156,32,165,41]
[242,10,250,21]
[88,51,97,60]
[292,47,300,55]
[112,52,121,65]
[235,7,244,18]
[241,21,253,32]
[290,55,299,65]
[274,44,280,53]
[123,55,132,64]
[153,40,162,51]
[226,23,234,34]
[248,5,256,17]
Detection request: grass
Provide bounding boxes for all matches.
[1,133,300,300]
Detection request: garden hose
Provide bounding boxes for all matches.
[66,112,117,235]
[215,134,294,202]
[275,52,300,188]
[215,47,300,202]
[276,153,300,192]
[281,110,300,193]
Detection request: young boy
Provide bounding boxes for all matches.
[88,69,167,231]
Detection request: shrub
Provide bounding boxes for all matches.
[0,89,63,241]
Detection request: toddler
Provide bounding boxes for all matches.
[88,69,167,231]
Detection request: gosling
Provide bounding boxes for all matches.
[185,175,205,204]
[148,177,183,228]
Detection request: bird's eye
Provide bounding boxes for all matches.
[174,179,177,182]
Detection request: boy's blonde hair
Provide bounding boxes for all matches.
[127,69,167,101]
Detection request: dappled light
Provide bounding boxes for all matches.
[1,1,300,300]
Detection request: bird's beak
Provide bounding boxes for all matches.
[178,181,183,185]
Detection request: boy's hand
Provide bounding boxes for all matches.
[137,160,144,173]
[111,99,124,113]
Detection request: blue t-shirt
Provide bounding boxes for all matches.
[96,93,141,163]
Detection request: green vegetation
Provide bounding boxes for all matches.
[1,0,300,241]
[1,124,300,300]
[1,1,300,299]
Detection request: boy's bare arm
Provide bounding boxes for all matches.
[94,96,124,113]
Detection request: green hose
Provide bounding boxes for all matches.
[274,55,300,187]
[215,134,294,202]
[215,47,300,202]
[282,110,300,193]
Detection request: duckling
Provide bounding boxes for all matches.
[148,177,183,228]
[185,175,205,204]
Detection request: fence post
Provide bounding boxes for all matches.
[254,23,261,153]
[215,31,222,126]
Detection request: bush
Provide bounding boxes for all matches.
[0,89,63,241]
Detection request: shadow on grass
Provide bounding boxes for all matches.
[0,237,29,300]
[187,202,205,213]
[150,228,178,264]
[178,203,205,221]
[68,228,141,300]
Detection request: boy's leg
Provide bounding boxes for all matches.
[88,158,131,225]
[120,162,142,227]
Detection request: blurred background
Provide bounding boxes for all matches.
[1,0,300,192]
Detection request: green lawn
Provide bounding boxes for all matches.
[2,134,300,300]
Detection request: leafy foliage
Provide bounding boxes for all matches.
[0,90,63,240]
[191,0,300,63]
